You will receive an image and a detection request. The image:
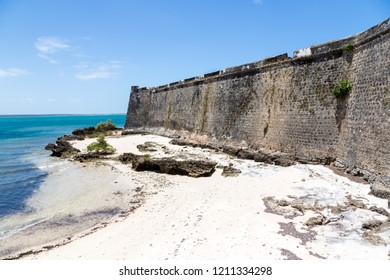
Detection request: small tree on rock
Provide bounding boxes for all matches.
[87,134,116,154]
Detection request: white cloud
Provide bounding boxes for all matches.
[34,37,70,53]
[0,68,28,78]
[38,53,58,64]
[74,61,122,80]
[34,36,70,64]
[254,0,263,4]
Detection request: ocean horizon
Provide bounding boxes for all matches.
[0,114,126,238]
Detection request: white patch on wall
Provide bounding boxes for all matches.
[294,47,312,58]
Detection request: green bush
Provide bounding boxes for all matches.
[343,43,354,52]
[96,119,116,133]
[333,80,352,99]
[86,119,117,138]
[87,134,116,154]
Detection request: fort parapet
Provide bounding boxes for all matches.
[125,18,390,188]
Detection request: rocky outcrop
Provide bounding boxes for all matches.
[169,138,296,167]
[370,183,390,201]
[71,126,96,137]
[121,129,149,136]
[221,164,241,177]
[73,153,107,162]
[45,139,80,157]
[118,152,217,177]
[169,139,216,150]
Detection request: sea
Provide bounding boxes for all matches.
[0,114,126,244]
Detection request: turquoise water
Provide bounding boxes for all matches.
[0,114,126,218]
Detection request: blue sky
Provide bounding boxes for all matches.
[0,0,388,114]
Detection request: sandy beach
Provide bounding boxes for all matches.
[3,133,389,260]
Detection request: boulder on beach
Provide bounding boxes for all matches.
[118,152,217,177]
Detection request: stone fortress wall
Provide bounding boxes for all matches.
[125,18,390,188]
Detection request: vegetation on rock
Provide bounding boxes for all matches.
[333,80,352,99]
[342,43,354,52]
[87,134,116,154]
[87,119,118,138]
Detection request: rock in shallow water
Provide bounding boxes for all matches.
[45,139,80,157]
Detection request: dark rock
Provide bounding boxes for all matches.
[369,206,389,217]
[254,151,295,167]
[137,142,159,152]
[221,145,240,156]
[44,143,57,151]
[117,152,139,164]
[169,139,188,146]
[319,157,335,165]
[45,139,80,157]
[61,134,85,141]
[272,155,295,167]
[253,151,271,163]
[351,168,362,176]
[72,126,96,136]
[349,199,367,209]
[169,139,216,150]
[236,149,256,160]
[221,164,241,177]
[121,129,149,135]
[305,216,325,227]
[362,219,382,230]
[370,183,390,200]
[120,153,217,178]
[132,157,217,177]
[278,199,290,207]
[74,153,106,162]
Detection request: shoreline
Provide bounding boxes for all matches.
[0,157,143,259]
[3,133,390,260]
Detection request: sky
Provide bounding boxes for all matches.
[0,0,389,115]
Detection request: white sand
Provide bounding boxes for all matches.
[24,134,390,260]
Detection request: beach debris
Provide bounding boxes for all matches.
[221,164,241,177]
[45,139,80,157]
[118,152,217,177]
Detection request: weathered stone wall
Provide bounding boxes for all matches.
[125,18,390,186]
